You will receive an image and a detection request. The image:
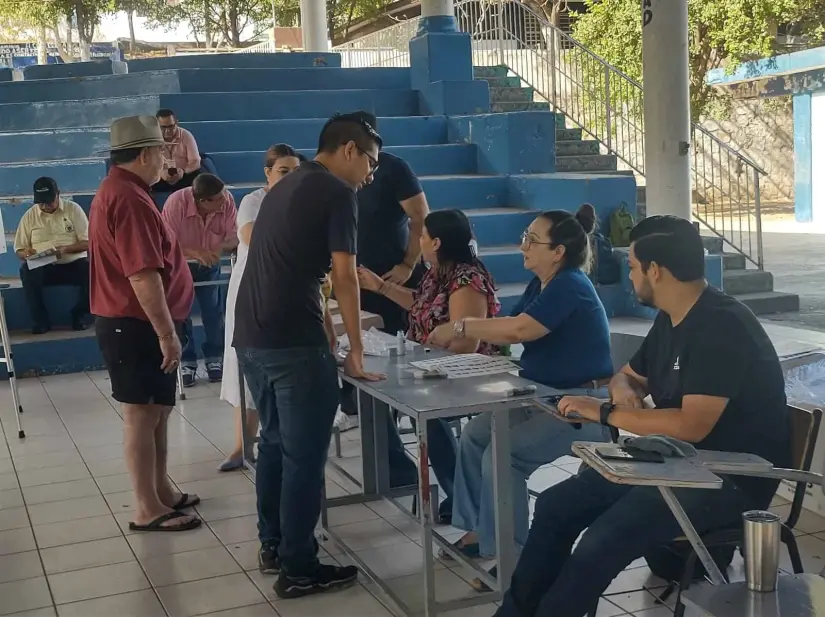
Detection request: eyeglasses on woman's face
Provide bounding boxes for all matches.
[520,230,553,249]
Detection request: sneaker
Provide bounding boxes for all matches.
[181,366,196,388]
[206,362,223,383]
[274,563,358,599]
[258,543,281,575]
[333,408,359,432]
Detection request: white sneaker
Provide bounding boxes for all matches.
[333,408,359,432]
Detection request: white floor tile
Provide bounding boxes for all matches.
[47,561,151,605]
[27,496,110,526]
[155,572,266,617]
[22,479,101,506]
[140,545,243,586]
[0,576,52,615]
[0,550,43,583]
[0,526,37,556]
[55,590,166,617]
[34,514,121,549]
[40,536,135,575]
[127,525,222,559]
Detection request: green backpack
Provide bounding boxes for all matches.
[608,202,634,247]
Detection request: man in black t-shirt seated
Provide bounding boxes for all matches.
[494,216,792,617]
[233,114,384,600]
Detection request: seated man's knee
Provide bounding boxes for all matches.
[462,413,492,448]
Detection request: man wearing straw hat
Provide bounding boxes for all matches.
[89,115,202,532]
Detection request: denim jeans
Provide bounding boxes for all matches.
[452,389,610,557]
[237,346,339,577]
[182,263,225,368]
[495,466,763,617]
[386,412,457,514]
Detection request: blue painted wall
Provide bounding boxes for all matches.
[0,71,179,104]
[448,112,556,174]
[175,67,410,92]
[0,95,160,132]
[127,52,341,72]
[23,59,116,81]
[707,47,825,85]
[0,68,10,82]
[795,93,813,223]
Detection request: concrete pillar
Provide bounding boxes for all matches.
[641,0,692,219]
[300,0,328,52]
[418,0,457,33]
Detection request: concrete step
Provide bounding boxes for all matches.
[212,144,479,183]
[722,253,747,271]
[556,128,583,141]
[555,154,618,173]
[702,236,724,254]
[556,140,600,157]
[474,75,521,88]
[491,101,550,113]
[473,65,508,78]
[128,52,341,72]
[734,291,800,315]
[723,269,774,295]
[465,208,538,246]
[490,86,535,103]
[175,67,411,93]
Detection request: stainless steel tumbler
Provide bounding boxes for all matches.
[743,510,782,592]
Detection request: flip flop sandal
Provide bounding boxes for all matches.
[129,511,202,532]
[173,493,201,510]
[471,565,496,593]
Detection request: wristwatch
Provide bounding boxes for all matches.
[453,319,466,339]
[599,402,616,426]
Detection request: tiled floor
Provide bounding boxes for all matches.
[0,372,822,617]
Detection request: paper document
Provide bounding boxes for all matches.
[409,354,519,379]
[26,250,58,270]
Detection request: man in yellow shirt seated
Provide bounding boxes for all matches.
[14,177,90,335]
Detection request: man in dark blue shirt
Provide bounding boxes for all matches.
[494,216,791,617]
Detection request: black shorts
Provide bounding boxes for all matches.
[96,317,179,407]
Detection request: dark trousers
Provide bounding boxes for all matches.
[495,466,769,617]
[181,263,225,368]
[238,345,339,576]
[20,257,89,328]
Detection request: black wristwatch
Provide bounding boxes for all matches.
[599,402,616,426]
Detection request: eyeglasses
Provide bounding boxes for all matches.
[356,144,379,173]
[159,123,177,133]
[520,231,553,249]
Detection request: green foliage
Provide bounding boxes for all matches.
[571,0,825,119]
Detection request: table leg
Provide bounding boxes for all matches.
[657,487,727,585]
[491,408,517,592]
[417,418,437,616]
[373,398,392,496]
[359,390,378,495]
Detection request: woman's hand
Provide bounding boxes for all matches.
[357,266,384,293]
[427,322,456,348]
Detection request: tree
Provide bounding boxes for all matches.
[140,0,273,47]
[571,0,825,119]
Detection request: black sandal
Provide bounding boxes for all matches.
[129,511,202,532]
[173,493,201,510]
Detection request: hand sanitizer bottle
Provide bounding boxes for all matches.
[396,330,407,356]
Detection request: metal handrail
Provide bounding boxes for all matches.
[333,0,766,269]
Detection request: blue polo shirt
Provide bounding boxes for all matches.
[512,269,612,388]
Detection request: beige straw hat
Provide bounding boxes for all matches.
[105,115,166,151]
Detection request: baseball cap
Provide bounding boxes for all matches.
[33,177,58,205]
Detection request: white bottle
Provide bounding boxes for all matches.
[396,330,407,356]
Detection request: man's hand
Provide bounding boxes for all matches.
[558,396,603,423]
[17,248,35,260]
[382,263,413,285]
[427,322,456,348]
[611,385,645,409]
[343,350,384,381]
[188,249,220,267]
[159,333,182,373]
[54,247,62,260]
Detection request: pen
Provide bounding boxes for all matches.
[507,385,537,397]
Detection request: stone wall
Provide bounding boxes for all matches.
[697,97,794,206]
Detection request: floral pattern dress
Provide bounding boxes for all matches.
[407,262,500,353]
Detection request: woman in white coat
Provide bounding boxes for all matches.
[219,144,302,471]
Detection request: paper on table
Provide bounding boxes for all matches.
[26,250,58,270]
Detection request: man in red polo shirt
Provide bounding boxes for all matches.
[90,115,201,532]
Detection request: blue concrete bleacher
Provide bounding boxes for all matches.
[0,49,643,376]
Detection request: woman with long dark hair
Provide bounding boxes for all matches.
[358,209,499,521]
[219,144,302,471]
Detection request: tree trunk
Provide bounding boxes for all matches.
[229,5,240,46]
[74,0,91,61]
[36,23,48,65]
[66,14,75,62]
[127,10,136,53]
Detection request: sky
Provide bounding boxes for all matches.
[97,12,194,43]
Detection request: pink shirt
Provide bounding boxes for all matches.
[161,187,238,253]
[163,127,201,173]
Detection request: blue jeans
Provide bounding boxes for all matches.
[495,467,761,617]
[453,391,609,557]
[237,346,339,576]
[182,264,225,368]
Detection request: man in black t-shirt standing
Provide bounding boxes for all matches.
[234,114,383,599]
[494,216,792,617]
[335,112,430,434]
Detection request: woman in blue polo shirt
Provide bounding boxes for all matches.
[427,204,612,571]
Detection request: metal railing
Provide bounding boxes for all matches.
[332,0,766,269]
